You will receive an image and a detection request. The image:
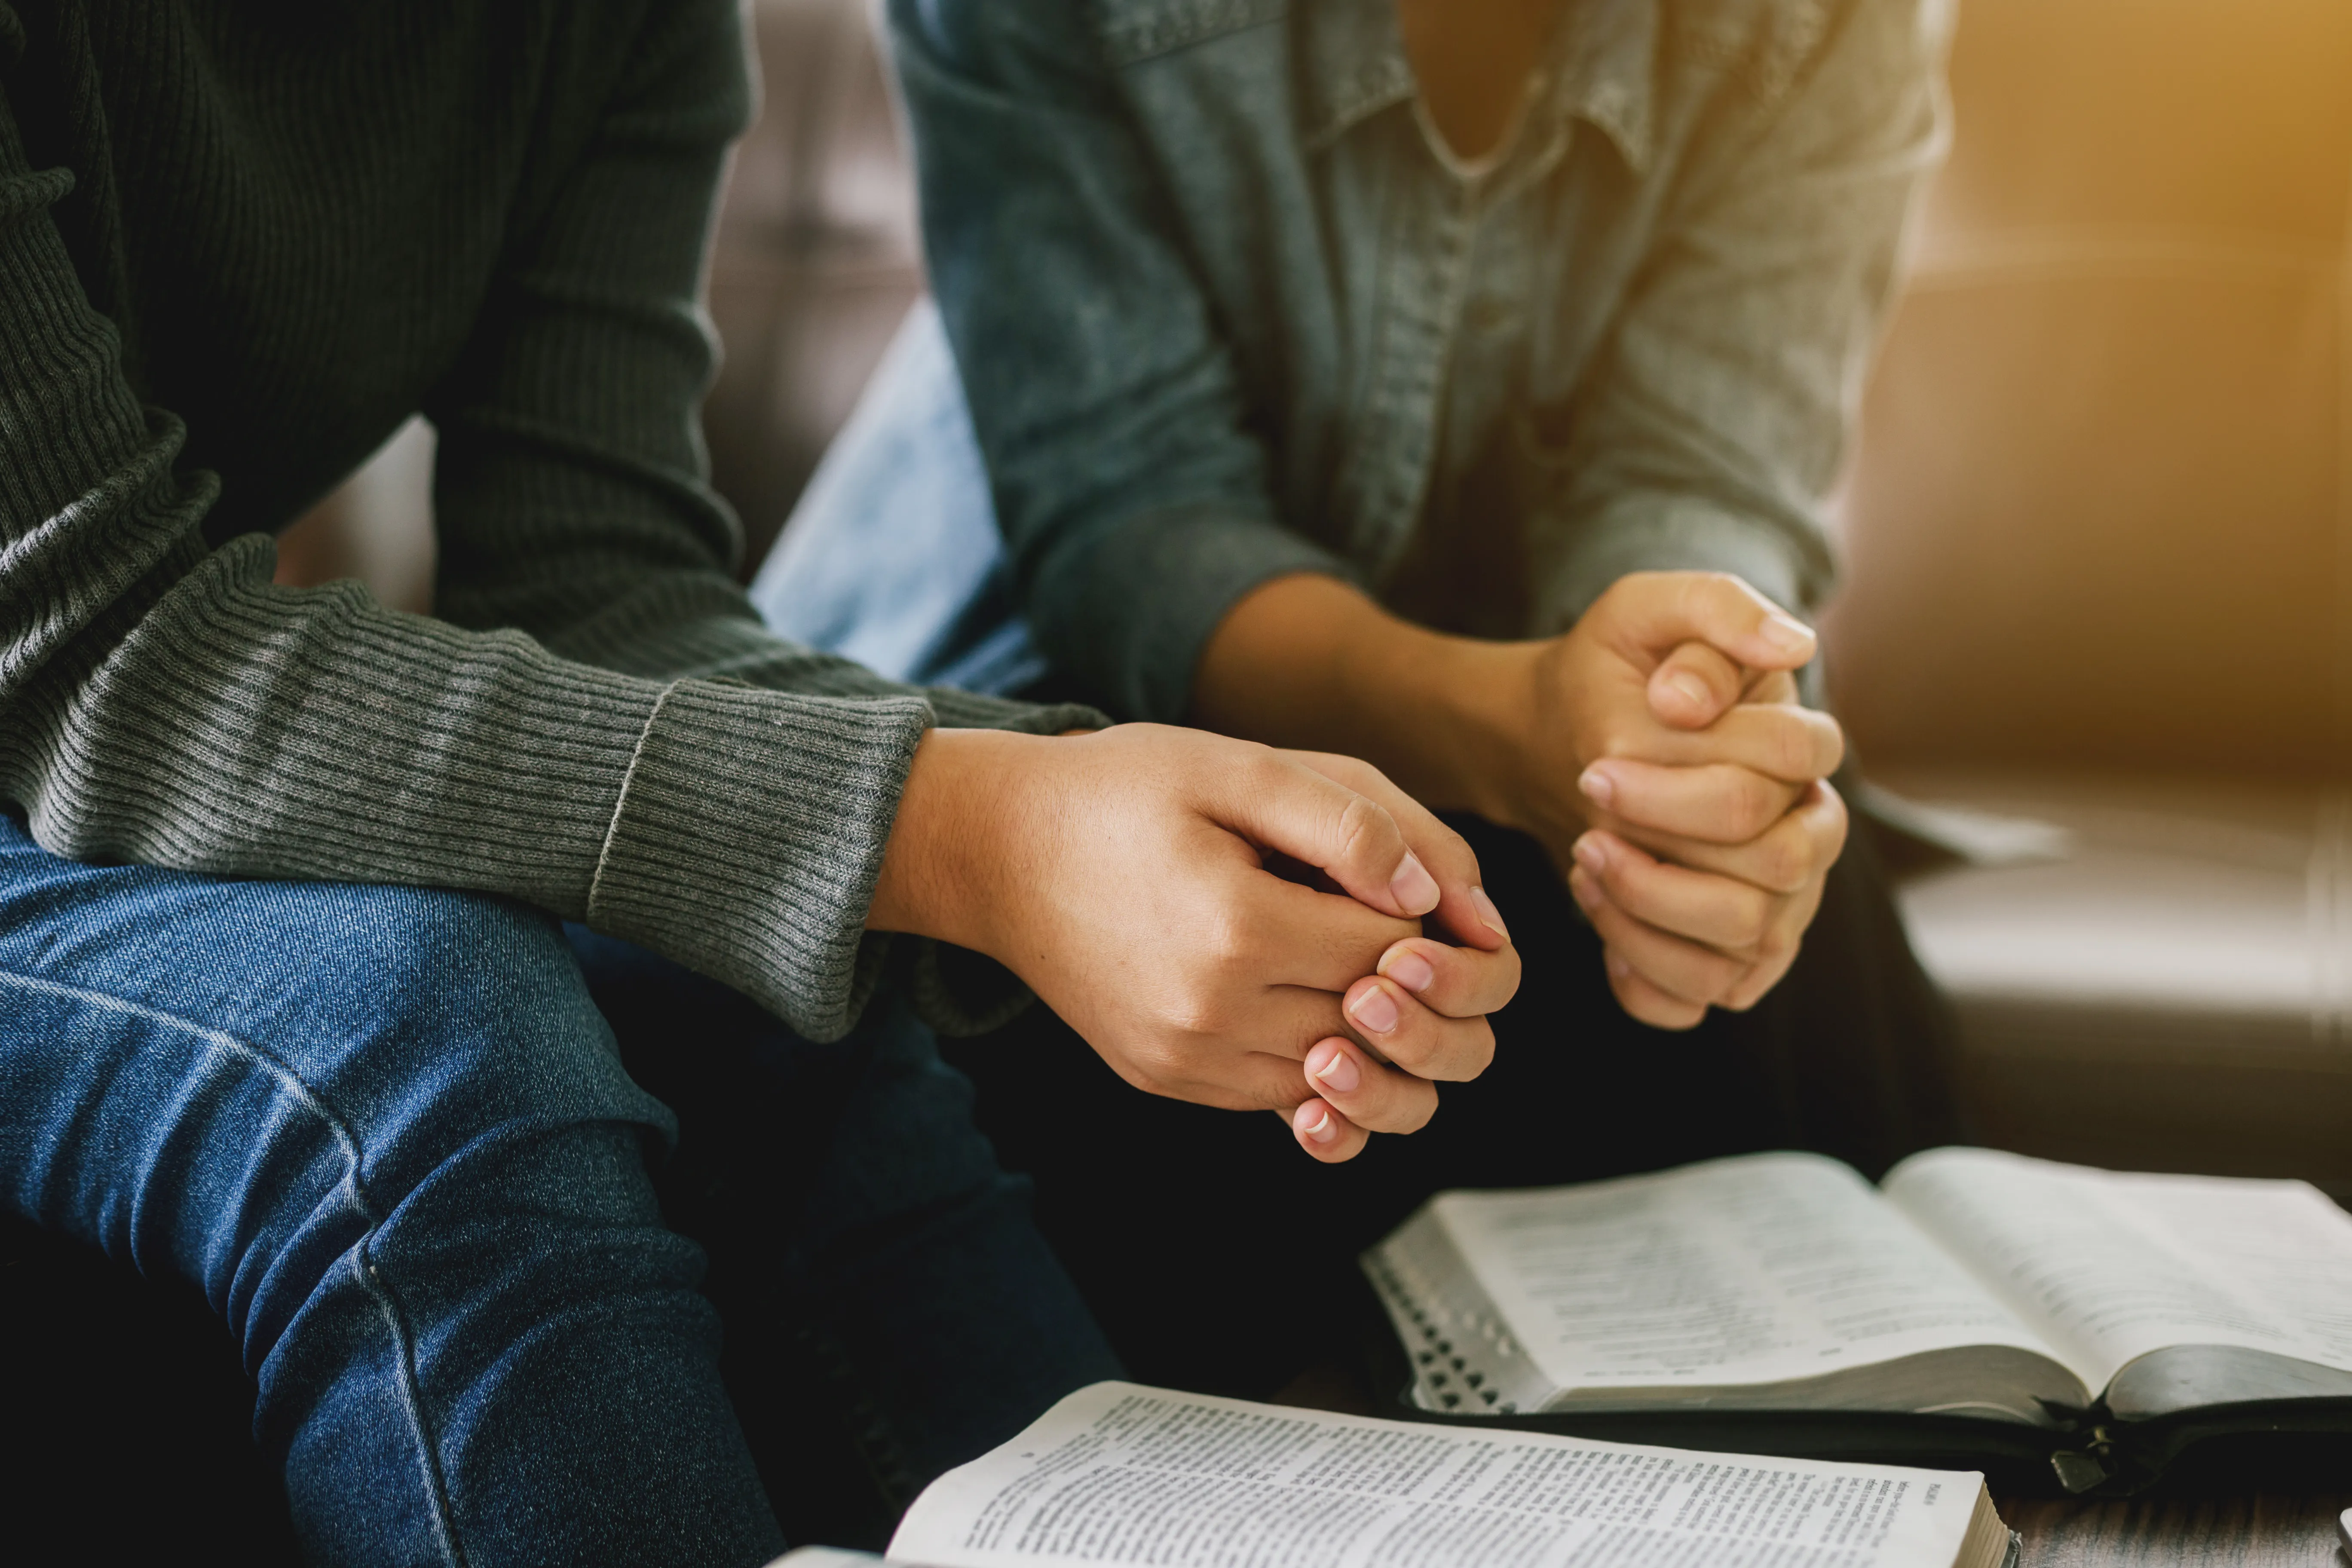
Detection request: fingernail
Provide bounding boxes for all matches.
[1760,614,1814,654]
[1389,851,1440,916]
[1349,985,1401,1035]
[1298,1104,1340,1144]
[1470,885,1510,940]
[1572,834,1608,875]
[1308,1042,1362,1095]
[1381,949,1437,993]
[1568,871,1600,911]
[1663,670,1712,710]
[1577,765,1616,809]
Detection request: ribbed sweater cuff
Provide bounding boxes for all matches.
[588,679,930,1041]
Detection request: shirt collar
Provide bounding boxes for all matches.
[1298,0,1659,174]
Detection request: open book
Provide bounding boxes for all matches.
[799,1381,2014,1568]
[1363,1148,2352,1491]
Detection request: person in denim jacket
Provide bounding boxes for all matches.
[756,0,1964,1395]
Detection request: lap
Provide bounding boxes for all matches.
[0,810,666,1287]
[943,808,1961,1396]
[0,809,1115,1541]
[566,925,1122,1522]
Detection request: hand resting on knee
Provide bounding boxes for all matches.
[865,724,1522,1163]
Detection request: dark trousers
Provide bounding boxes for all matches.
[942,804,1963,1398]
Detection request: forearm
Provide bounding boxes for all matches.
[1190,574,1534,828]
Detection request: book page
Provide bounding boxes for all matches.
[890,1382,1990,1568]
[1882,1148,2352,1393]
[1415,1154,2065,1396]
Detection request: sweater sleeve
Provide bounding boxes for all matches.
[0,0,1090,1041]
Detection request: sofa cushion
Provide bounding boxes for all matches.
[1874,770,2352,1186]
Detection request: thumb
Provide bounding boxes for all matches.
[1599,572,1816,676]
[1647,640,1749,730]
[1213,752,1440,920]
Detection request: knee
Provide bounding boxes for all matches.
[284,884,671,1182]
[81,873,675,1201]
[217,888,682,1369]
[2,871,677,1369]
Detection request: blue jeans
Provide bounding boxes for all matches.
[0,808,1118,1566]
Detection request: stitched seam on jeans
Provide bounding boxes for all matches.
[0,965,473,1568]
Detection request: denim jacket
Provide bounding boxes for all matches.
[881,0,1953,722]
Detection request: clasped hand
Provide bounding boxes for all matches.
[867,726,1521,1164]
[1514,573,1849,1030]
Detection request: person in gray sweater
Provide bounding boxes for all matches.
[0,1,1602,1560]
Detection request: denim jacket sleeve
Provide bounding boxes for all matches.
[1526,0,1953,630]
[886,0,1344,723]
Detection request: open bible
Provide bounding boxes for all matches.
[1363,1148,2352,1493]
[814,1381,2014,1568]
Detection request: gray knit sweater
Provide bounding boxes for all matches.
[0,0,1095,1039]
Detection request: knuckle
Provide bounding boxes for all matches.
[1314,750,1371,787]
[1126,1058,1185,1100]
[1158,987,1230,1042]
[1731,889,1776,947]
[1237,747,1292,802]
[1816,715,1848,774]
[1453,1020,1498,1081]
[1255,1083,1307,1115]
[1487,945,1525,1003]
[1817,796,1851,857]
[1756,834,1810,893]
[1690,572,1743,621]
[1197,908,1255,973]
[1769,719,1814,781]
[1733,772,1780,836]
[1332,792,1390,870]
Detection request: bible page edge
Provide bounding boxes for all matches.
[886,1379,1991,1568]
[1880,1148,2352,1397]
[1429,1152,2074,1398]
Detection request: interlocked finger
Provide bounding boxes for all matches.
[1333,972,1496,1083]
[1301,1033,1444,1133]
[1569,867,1749,1005]
[1596,701,1844,784]
[1605,780,1849,895]
[1581,758,1802,846]
[1372,936,1521,1023]
[1570,831,1777,956]
[1602,952,1710,1031]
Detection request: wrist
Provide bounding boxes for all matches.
[867,727,1043,957]
[1194,573,1544,830]
[1417,636,1544,831]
